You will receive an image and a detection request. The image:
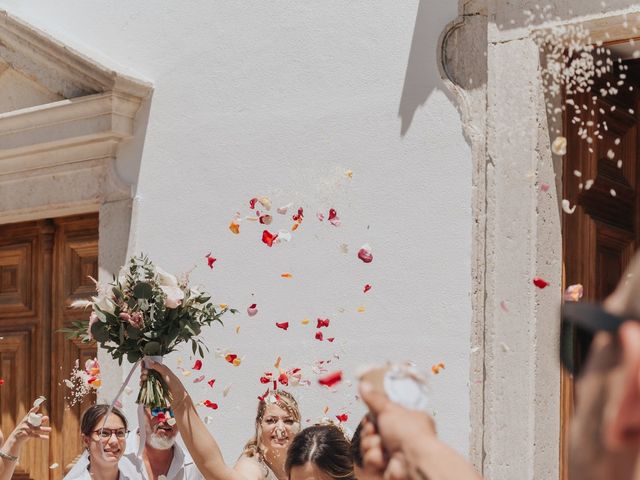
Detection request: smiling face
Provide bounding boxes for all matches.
[258,403,300,456]
[144,407,178,450]
[83,413,126,470]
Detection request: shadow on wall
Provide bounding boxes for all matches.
[399,0,458,137]
[115,94,153,191]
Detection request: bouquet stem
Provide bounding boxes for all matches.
[137,370,173,409]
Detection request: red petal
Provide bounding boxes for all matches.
[208,379,216,387]
[278,373,289,385]
[336,414,348,422]
[225,354,238,363]
[250,198,259,209]
[328,209,337,221]
[262,230,278,247]
[260,376,271,384]
[292,207,304,222]
[363,284,372,293]
[318,371,343,387]
[259,214,273,225]
[316,318,330,328]
[315,331,324,341]
[327,337,335,342]
[204,400,219,410]
[276,322,289,330]
[358,246,373,263]
[206,254,217,269]
[533,277,549,289]
[192,360,203,371]
[291,368,301,374]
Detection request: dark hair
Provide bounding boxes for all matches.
[286,425,355,480]
[81,404,128,436]
[350,420,364,468]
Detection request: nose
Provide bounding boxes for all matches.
[107,433,120,448]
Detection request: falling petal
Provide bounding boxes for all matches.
[316,318,330,328]
[301,318,310,325]
[259,215,273,225]
[229,221,240,235]
[276,230,292,243]
[204,416,214,425]
[249,198,259,209]
[431,362,445,375]
[205,253,217,269]
[562,199,576,214]
[262,230,278,247]
[204,400,219,410]
[585,179,594,190]
[533,277,550,289]
[232,358,242,367]
[323,406,330,415]
[540,183,550,192]
[235,325,241,334]
[336,414,348,423]
[247,304,258,317]
[315,331,324,341]
[208,379,216,388]
[281,273,293,279]
[192,360,203,371]
[278,373,289,385]
[225,354,238,364]
[345,170,353,179]
[258,197,272,211]
[50,463,59,470]
[358,244,373,263]
[328,209,341,227]
[564,284,584,302]
[318,371,343,387]
[327,337,335,342]
[277,204,291,215]
[276,322,289,331]
[274,357,282,369]
[363,284,372,293]
[357,306,366,313]
[552,136,567,155]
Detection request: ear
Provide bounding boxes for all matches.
[604,321,640,449]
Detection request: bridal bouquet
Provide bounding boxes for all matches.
[63,254,232,408]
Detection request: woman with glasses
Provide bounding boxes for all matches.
[65,404,135,480]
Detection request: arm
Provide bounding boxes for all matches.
[359,383,481,480]
[0,405,51,480]
[145,361,260,480]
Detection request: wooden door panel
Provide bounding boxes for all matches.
[0,214,98,480]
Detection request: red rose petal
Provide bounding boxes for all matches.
[327,337,335,342]
[316,318,330,328]
[292,207,304,222]
[259,214,272,225]
[205,253,217,269]
[225,354,238,364]
[276,322,289,330]
[358,245,373,263]
[208,379,216,388]
[247,304,258,317]
[204,400,219,410]
[318,371,342,387]
[315,331,324,341]
[533,277,549,289]
[278,373,289,385]
[262,230,278,247]
[192,359,203,371]
[260,376,271,384]
[250,198,259,209]
[363,284,372,293]
[328,209,337,221]
[328,208,340,227]
[336,414,348,423]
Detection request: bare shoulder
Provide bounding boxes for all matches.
[233,456,264,480]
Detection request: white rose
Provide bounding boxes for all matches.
[161,285,184,309]
[92,295,116,314]
[156,267,178,287]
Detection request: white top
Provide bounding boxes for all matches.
[64,444,203,480]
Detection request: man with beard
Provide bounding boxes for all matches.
[125,407,203,480]
[358,252,640,480]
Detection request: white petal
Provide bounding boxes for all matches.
[33,396,46,408]
[551,136,567,156]
[562,199,576,214]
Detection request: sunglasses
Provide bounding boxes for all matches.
[150,407,174,418]
[561,302,628,376]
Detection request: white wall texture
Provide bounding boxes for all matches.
[0,1,473,458]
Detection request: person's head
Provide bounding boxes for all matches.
[244,390,301,463]
[81,404,128,471]
[286,425,355,480]
[563,303,640,479]
[143,406,178,450]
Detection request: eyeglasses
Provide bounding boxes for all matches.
[92,428,129,440]
[151,407,174,418]
[561,302,627,377]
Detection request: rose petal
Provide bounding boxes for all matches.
[229,221,240,235]
[358,244,373,263]
[247,304,258,316]
[327,337,335,342]
[336,414,348,423]
[277,204,291,215]
[292,207,304,222]
[50,463,59,470]
[315,331,324,341]
[280,273,293,279]
[431,362,445,375]
[301,318,310,325]
[562,199,577,215]
[533,277,550,289]
[318,371,342,387]
[259,214,273,225]
[552,136,567,156]
[276,230,292,243]
[193,375,205,384]
[328,209,341,227]
[205,253,217,269]
[193,360,203,371]
[276,322,289,331]
[316,318,330,328]
[357,306,366,313]
[204,400,219,410]
[258,197,272,211]
[232,358,242,366]
[225,354,238,364]
[363,284,372,293]
[249,198,259,209]
[208,379,216,388]
[564,284,584,302]
[278,373,289,385]
[262,230,278,247]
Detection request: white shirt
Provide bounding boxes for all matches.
[124,443,204,480]
[63,451,138,480]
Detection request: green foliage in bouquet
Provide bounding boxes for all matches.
[62,254,235,408]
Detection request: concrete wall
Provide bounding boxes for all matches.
[0,0,472,460]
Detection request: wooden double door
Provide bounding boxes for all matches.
[0,214,98,479]
[561,57,640,477]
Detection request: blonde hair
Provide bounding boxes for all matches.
[242,390,301,460]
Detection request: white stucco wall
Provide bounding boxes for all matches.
[0,0,472,458]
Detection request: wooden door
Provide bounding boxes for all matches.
[561,57,640,478]
[0,214,98,479]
